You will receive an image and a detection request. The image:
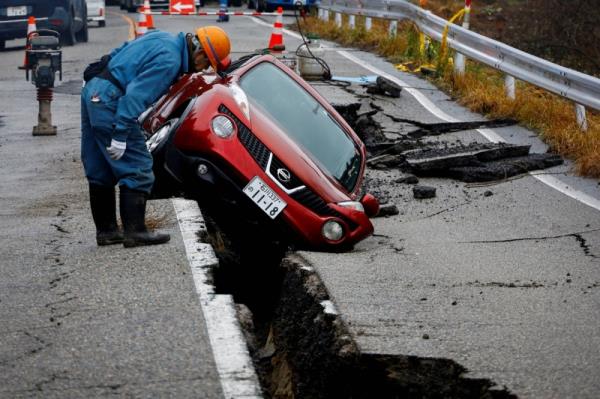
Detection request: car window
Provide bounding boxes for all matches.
[239,62,361,192]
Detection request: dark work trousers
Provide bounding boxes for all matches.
[80,77,154,193]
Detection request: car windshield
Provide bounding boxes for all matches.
[239,62,362,192]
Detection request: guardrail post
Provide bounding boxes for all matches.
[505,75,516,100]
[418,0,428,58]
[335,12,342,27]
[365,17,372,31]
[575,104,589,131]
[319,7,328,21]
[349,14,356,29]
[454,1,471,75]
[389,20,398,37]
[454,54,465,75]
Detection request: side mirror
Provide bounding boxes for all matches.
[360,193,379,218]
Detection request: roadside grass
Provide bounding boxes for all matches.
[294,15,600,178]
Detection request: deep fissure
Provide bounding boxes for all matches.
[332,102,563,183]
[198,201,516,398]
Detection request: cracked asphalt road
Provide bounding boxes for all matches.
[0,11,223,398]
[303,52,600,397]
[1,5,599,398]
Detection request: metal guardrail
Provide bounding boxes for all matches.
[318,0,600,118]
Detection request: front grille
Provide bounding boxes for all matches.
[291,189,338,217]
[219,105,353,224]
[269,154,304,191]
[219,104,269,169]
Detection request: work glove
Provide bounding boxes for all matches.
[106,139,127,160]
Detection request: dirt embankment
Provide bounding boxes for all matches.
[427,0,600,76]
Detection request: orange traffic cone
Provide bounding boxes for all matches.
[143,0,154,29]
[136,10,148,37]
[268,7,284,51]
[18,16,37,70]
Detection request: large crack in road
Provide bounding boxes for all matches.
[333,101,563,184]
[199,204,518,398]
[186,93,576,397]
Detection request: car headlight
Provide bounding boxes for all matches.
[337,201,365,213]
[146,123,171,152]
[322,220,344,241]
[137,106,153,124]
[211,115,235,138]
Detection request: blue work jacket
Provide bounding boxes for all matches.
[108,30,189,141]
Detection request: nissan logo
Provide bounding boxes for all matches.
[276,168,291,183]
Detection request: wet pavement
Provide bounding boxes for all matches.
[302,51,600,398]
[1,5,599,398]
[0,10,227,398]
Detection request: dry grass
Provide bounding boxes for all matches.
[294,13,600,178]
[447,69,600,176]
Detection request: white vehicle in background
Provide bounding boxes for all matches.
[87,0,107,27]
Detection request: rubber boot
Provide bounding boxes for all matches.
[120,187,170,248]
[89,184,124,246]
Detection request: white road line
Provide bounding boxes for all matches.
[250,17,600,212]
[530,174,600,210]
[172,199,262,399]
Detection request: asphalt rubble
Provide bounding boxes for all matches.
[192,85,564,397]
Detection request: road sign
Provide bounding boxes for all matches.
[170,0,195,14]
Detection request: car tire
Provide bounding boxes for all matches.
[60,12,76,46]
[0,40,5,51]
[247,0,255,9]
[99,20,106,27]
[76,20,89,43]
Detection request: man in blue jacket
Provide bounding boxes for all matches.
[81,26,231,247]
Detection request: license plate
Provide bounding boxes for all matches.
[7,6,27,17]
[243,176,287,219]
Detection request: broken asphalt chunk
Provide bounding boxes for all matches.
[394,174,419,185]
[365,76,402,98]
[413,185,437,199]
[407,119,517,139]
[404,143,532,173]
[448,154,564,182]
[369,154,405,169]
[375,203,400,217]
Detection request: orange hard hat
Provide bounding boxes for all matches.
[195,26,231,72]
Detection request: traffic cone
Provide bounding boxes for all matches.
[136,10,147,37]
[143,0,154,29]
[217,0,229,22]
[18,16,37,70]
[268,7,284,51]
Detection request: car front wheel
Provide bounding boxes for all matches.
[75,20,89,42]
[59,12,76,46]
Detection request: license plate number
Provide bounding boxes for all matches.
[243,176,287,219]
[7,6,27,17]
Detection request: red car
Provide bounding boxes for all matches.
[141,54,379,251]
